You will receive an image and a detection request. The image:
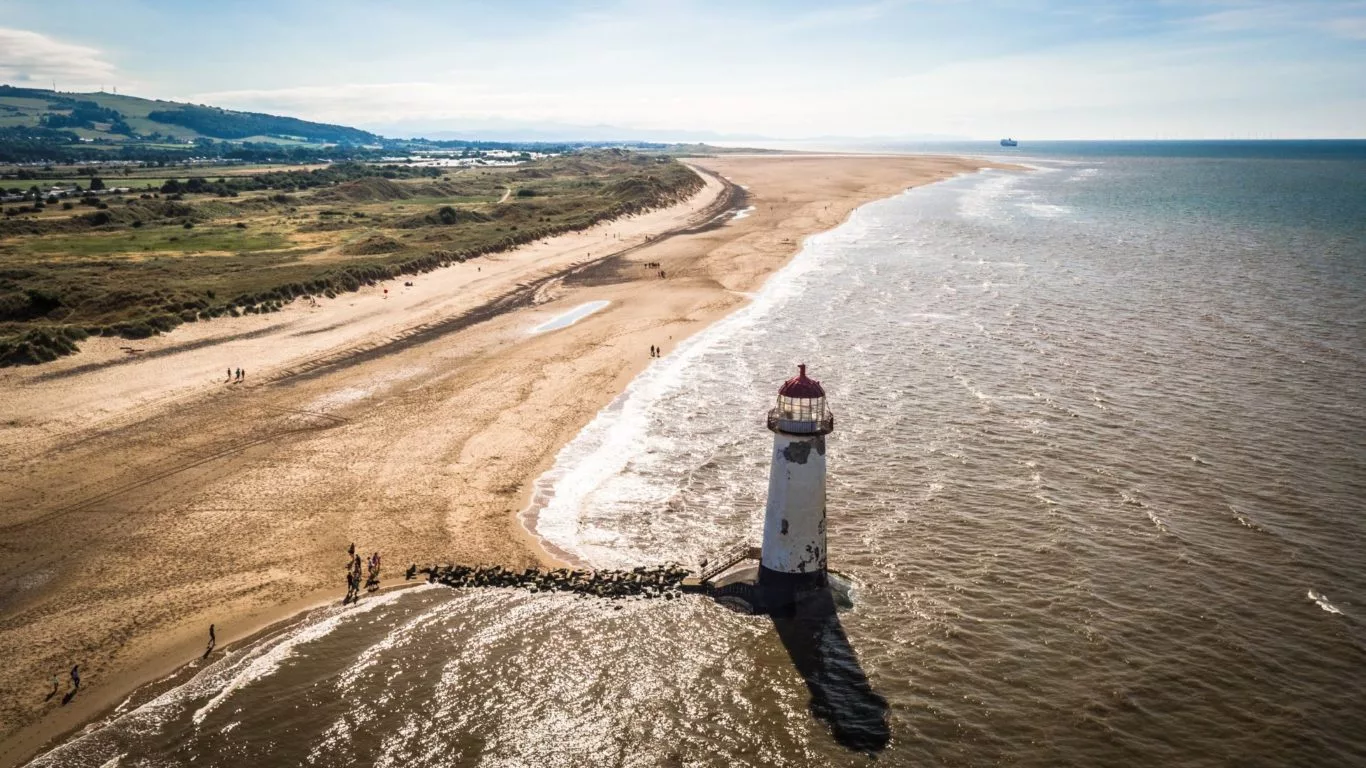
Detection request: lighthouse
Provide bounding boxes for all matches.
[759,364,834,594]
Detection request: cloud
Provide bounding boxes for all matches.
[194,82,540,123]
[93,1,1366,140]
[0,27,119,89]
[1322,12,1366,39]
[778,0,912,32]
[1183,0,1366,41]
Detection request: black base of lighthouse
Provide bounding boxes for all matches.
[758,565,828,608]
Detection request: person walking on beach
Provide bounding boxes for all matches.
[227,368,232,381]
[208,623,216,649]
[366,552,381,590]
[69,664,80,691]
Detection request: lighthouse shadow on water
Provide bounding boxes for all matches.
[768,580,891,753]
[711,364,891,753]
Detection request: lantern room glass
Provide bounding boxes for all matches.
[776,394,827,423]
[769,394,834,435]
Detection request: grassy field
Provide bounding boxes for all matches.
[20,226,290,256]
[0,151,702,365]
[2,162,340,192]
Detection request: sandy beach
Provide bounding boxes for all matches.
[0,153,997,765]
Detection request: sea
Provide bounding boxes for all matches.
[28,141,1366,767]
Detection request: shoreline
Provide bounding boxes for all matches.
[6,581,430,768]
[0,154,1005,766]
[0,170,737,768]
[511,171,901,571]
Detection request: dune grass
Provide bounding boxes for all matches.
[18,226,290,257]
[0,151,702,365]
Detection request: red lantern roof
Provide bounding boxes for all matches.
[778,364,825,398]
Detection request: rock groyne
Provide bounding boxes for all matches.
[413,563,701,601]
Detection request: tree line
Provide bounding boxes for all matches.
[145,105,379,143]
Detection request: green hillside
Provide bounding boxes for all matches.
[0,85,379,146]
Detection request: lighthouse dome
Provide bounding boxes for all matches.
[768,364,834,435]
[778,364,825,398]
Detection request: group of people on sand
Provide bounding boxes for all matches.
[227,367,247,382]
[649,345,664,358]
[344,543,381,603]
[48,664,80,701]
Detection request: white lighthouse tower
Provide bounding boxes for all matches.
[759,364,834,593]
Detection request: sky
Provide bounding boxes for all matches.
[1,0,1363,140]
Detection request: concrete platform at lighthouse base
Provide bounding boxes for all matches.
[704,565,855,616]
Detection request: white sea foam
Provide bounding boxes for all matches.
[1019,202,1074,219]
[1307,590,1344,615]
[191,588,424,724]
[1228,504,1267,533]
[525,210,867,566]
[1145,508,1169,533]
[731,206,756,221]
[958,172,1020,222]
[335,595,458,693]
[28,587,431,768]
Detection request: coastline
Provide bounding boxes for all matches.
[0,154,1004,766]
[512,161,931,569]
[3,581,430,768]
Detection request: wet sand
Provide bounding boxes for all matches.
[0,153,997,765]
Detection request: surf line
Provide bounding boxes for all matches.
[530,300,610,334]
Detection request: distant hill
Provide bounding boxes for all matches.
[0,85,379,145]
[0,84,768,164]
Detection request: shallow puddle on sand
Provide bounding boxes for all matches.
[530,301,610,333]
